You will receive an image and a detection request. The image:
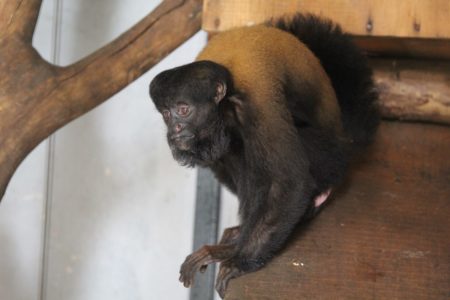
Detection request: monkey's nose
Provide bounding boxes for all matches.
[174,123,184,133]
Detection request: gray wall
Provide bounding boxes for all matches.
[0,1,241,300]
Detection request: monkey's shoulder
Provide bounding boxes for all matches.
[197,25,325,96]
[197,25,316,75]
[197,25,342,133]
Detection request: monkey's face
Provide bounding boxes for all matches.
[161,99,216,150]
[150,87,228,167]
[150,61,231,166]
[157,97,229,167]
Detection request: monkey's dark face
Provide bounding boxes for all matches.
[159,97,225,166]
[160,100,206,152]
[149,61,232,167]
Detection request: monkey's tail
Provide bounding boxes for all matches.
[272,14,379,148]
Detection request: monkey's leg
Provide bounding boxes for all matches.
[214,220,289,298]
[179,244,237,287]
[197,226,241,274]
[215,185,313,298]
[219,226,241,244]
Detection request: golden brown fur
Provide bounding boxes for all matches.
[197,25,343,134]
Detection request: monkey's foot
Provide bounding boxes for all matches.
[215,260,244,299]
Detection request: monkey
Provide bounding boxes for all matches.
[149,14,379,298]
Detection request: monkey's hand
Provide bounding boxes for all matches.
[179,244,236,288]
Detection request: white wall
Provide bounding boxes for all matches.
[0,1,241,300]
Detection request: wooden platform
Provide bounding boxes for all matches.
[226,121,450,300]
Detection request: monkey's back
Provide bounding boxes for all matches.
[274,14,379,148]
[197,25,343,134]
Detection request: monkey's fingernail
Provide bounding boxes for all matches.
[179,274,185,283]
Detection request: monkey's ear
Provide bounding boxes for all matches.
[228,95,245,125]
[213,82,227,104]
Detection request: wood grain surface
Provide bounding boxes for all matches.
[203,0,450,38]
[225,121,450,300]
[203,0,450,59]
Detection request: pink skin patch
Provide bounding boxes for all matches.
[314,188,332,207]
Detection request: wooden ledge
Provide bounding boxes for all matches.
[225,121,450,300]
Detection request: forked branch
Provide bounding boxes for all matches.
[0,0,203,200]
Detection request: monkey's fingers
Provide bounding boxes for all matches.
[179,247,215,287]
[179,263,207,287]
[179,254,197,287]
[179,258,197,287]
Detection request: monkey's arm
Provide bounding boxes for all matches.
[215,174,315,297]
[178,176,312,297]
[179,226,241,280]
[215,88,317,297]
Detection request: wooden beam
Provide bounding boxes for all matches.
[203,0,450,38]
[0,0,203,200]
[355,37,450,60]
[372,59,450,124]
[202,0,450,59]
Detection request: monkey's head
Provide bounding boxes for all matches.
[149,61,233,167]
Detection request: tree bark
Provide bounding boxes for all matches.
[0,0,203,200]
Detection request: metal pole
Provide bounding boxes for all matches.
[189,168,221,300]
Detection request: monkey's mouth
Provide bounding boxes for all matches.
[170,134,195,151]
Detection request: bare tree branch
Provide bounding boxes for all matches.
[0,0,43,41]
[0,0,202,200]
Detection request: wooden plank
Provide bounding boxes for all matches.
[203,0,450,39]
[355,37,450,59]
[225,121,450,300]
[203,0,450,60]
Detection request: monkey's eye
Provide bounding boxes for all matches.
[177,104,190,116]
[162,110,170,120]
